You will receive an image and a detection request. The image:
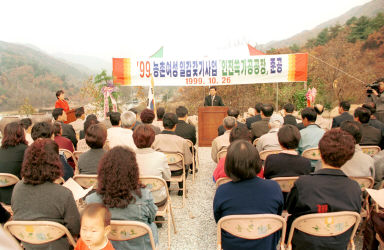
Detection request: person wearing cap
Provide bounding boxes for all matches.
[255,114,284,153]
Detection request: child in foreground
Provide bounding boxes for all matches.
[75,203,115,250]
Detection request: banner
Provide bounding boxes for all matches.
[113,53,307,86]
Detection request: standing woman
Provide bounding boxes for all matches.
[55,90,69,113]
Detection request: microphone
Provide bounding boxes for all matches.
[64,97,69,101]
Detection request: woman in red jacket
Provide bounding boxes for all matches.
[55,90,69,112]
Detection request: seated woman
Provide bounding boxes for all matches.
[140,109,161,135]
[133,124,171,206]
[53,122,75,170]
[11,139,80,250]
[286,129,362,249]
[264,124,311,179]
[213,140,284,250]
[0,122,28,205]
[85,146,158,250]
[78,123,107,174]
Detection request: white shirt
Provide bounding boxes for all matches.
[107,127,137,151]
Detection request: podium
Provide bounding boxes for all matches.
[65,109,77,124]
[198,107,228,147]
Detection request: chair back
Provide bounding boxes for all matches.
[217,214,286,250]
[259,149,283,161]
[59,149,79,174]
[253,138,259,146]
[54,177,65,185]
[302,147,321,160]
[0,173,20,187]
[216,149,227,162]
[271,177,299,193]
[140,176,168,193]
[108,220,156,249]
[73,151,84,160]
[216,177,232,188]
[360,145,381,156]
[349,176,374,191]
[4,220,76,247]
[164,152,184,165]
[73,174,98,189]
[286,211,361,250]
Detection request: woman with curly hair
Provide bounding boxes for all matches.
[86,146,158,250]
[0,121,28,205]
[11,138,80,250]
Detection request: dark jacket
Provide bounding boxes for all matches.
[59,121,78,149]
[251,118,270,140]
[218,121,247,136]
[175,120,196,145]
[360,123,382,146]
[264,153,311,179]
[204,95,224,106]
[284,114,297,126]
[332,112,353,128]
[286,168,361,250]
[246,114,261,129]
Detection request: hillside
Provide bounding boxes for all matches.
[53,53,112,74]
[261,0,384,50]
[0,41,90,111]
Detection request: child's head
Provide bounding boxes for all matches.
[80,203,111,249]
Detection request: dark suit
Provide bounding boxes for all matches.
[246,114,261,129]
[204,95,224,106]
[369,118,384,148]
[286,168,361,250]
[332,112,353,128]
[284,114,297,126]
[360,123,382,146]
[251,118,270,140]
[175,120,196,145]
[59,121,77,149]
[218,121,247,136]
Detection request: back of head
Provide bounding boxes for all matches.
[278,124,301,149]
[31,122,53,141]
[269,114,284,129]
[176,106,188,118]
[255,103,263,114]
[140,109,155,124]
[97,146,140,208]
[52,122,62,137]
[362,102,376,115]
[84,118,99,134]
[283,103,295,113]
[223,116,236,130]
[133,124,155,148]
[340,101,351,111]
[85,114,98,122]
[229,126,251,143]
[340,120,362,144]
[261,104,274,117]
[227,108,240,119]
[121,111,136,128]
[319,129,355,168]
[109,112,121,126]
[86,123,107,149]
[314,104,324,115]
[301,107,317,122]
[157,107,165,120]
[52,108,64,121]
[75,107,85,118]
[81,203,111,227]
[354,107,371,124]
[224,140,261,182]
[20,118,32,130]
[163,113,178,129]
[1,122,27,149]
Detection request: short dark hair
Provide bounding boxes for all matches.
[163,113,178,129]
[52,122,62,136]
[20,118,32,130]
[301,107,317,122]
[261,104,274,117]
[224,140,262,182]
[283,103,295,113]
[21,139,63,184]
[157,107,165,120]
[319,129,355,168]
[55,90,64,99]
[129,108,138,115]
[86,123,107,149]
[31,122,53,140]
[1,122,28,149]
[52,108,64,121]
[75,107,85,118]
[209,86,217,91]
[354,107,371,124]
[255,103,263,113]
[109,112,121,126]
[176,106,188,118]
[229,126,251,143]
[340,120,363,144]
[140,109,155,124]
[227,108,240,119]
[314,104,324,115]
[340,101,351,111]
[278,125,301,149]
[362,102,376,115]
[83,118,99,135]
[81,203,111,227]
[133,124,155,148]
[86,114,97,122]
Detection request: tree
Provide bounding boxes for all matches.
[289,44,300,53]
[315,28,330,46]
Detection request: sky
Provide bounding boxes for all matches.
[0,0,372,61]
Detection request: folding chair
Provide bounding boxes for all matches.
[259,149,283,161]
[59,149,79,175]
[73,151,84,161]
[4,220,76,247]
[253,138,259,147]
[54,177,65,185]
[216,149,227,163]
[272,177,299,218]
[286,211,361,250]
[360,145,381,157]
[350,176,374,230]
[140,176,176,249]
[73,174,98,189]
[217,214,286,250]
[108,220,156,250]
[185,139,197,183]
[0,173,20,214]
[163,152,186,208]
[302,147,321,160]
[215,177,232,188]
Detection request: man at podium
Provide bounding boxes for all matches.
[55,90,70,112]
[204,86,224,106]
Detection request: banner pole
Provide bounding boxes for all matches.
[276,82,279,111]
